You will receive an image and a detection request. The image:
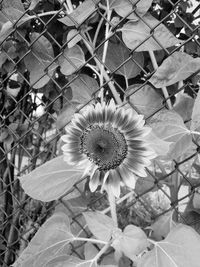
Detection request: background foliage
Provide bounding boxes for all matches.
[0,0,200,266]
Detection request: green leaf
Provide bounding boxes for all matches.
[135,175,157,195]
[56,101,81,130]
[109,0,153,20]
[0,7,30,31]
[166,134,194,160]
[149,52,200,88]
[29,0,40,10]
[138,224,200,267]
[112,225,148,261]
[19,156,84,201]
[193,192,200,209]
[148,211,176,241]
[0,21,13,43]
[45,255,71,267]
[84,242,99,260]
[83,211,116,242]
[1,0,25,11]
[126,84,163,117]
[67,29,82,48]
[145,130,172,157]
[149,110,189,142]
[70,74,98,103]
[148,110,194,159]
[46,255,96,267]
[173,93,194,122]
[13,212,73,267]
[191,88,200,131]
[58,45,85,76]
[121,14,182,51]
[98,41,144,79]
[59,0,96,27]
[24,33,58,89]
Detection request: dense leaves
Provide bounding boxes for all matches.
[3,1,200,267]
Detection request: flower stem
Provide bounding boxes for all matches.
[149,51,172,110]
[107,188,118,227]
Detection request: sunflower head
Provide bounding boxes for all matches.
[61,101,156,197]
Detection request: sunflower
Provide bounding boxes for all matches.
[61,101,156,197]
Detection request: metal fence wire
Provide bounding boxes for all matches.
[0,0,200,266]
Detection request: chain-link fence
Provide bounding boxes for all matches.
[0,0,200,266]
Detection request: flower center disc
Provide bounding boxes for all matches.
[80,125,127,170]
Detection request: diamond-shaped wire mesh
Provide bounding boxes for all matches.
[0,0,200,266]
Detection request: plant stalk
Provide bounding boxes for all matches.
[107,188,118,227]
[149,51,172,109]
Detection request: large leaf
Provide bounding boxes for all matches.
[145,130,172,157]
[138,224,200,267]
[59,0,96,27]
[98,41,144,79]
[191,88,200,131]
[0,7,30,42]
[19,156,84,201]
[1,0,25,11]
[69,74,98,103]
[24,33,58,89]
[173,93,194,122]
[56,101,81,130]
[83,211,116,242]
[135,174,157,195]
[46,255,98,267]
[67,29,82,48]
[121,14,182,51]
[29,0,40,10]
[149,110,189,142]
[112,225,148,261]
[109,0,153,20]
[148,211,176,241]
[127,84,163,117]
[148,110,193,159]
[13,212,73,267]
[149,52,200,88]
[58,45,85,76]
[167,134,194,160]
